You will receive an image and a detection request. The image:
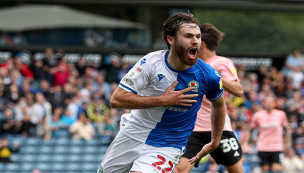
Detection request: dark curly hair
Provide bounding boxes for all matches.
[163,12,199,50]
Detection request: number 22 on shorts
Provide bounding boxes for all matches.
[220,138,239,153]
[151,155,174,173]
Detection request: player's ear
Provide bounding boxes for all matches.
[201,41,206,49]
[167,36,174,46]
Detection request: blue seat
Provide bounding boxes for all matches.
[98,146,109,154]
[55,138,70,146]
[67,163,83,171]
[82,163,98,172]
[10,154,23,162]
[23,155,38,162]
[39,146,54,154]
[36,163,52,171]
[52,163,67,171]
[38,154,53,162]
[85,139,99,146]
[20,146,40,154]
[69,146,84,154]
[4,163,20,171]
[24,137,41,146]
[68,155,83,162]
[97,154,105,161]
[84,146,98,154]
[41,139,55,146]
[0,162,4,170]
[54,146,70,154]
[70,139,84,146]
[190,166,203,173]
[53,155,68,163]
[83,155,99,162]
[21,163,36,172]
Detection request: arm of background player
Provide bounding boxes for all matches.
[221,78,244,97]
[189,94,226,164]
[284,124,292,149]
[110,81,198,109]
[244,125,254,145]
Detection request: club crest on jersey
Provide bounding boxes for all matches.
[188,80,199,92]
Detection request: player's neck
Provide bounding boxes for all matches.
[167,51,192,71]
[265,109,273,114]
[198,48,216,61]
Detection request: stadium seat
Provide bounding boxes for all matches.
[70,139,84,146]
[36,163,52,171]
[23,154,38,162]
[4,163,20,171]
[0,162,4,170]
[37,154,53,162]
[99,146,109,154]
[69,146,84,154]
[68,154,83,163]
[54,146,70,154]
[24,137,41,146]
[20,146,40,154]
[190,166,203,173]
[67,163,83,171]
[81,163,98,172]
[53,155,68,163]
[52,163,67,171]
[83,154,99,162]
[10,153,23,162]
[39,146,54,154]
[85,139,99,146]
[84,146,98,154]
[55,138,70,146]
[97,154,105,161]
[21,163,36,172]
[41,138,55,146]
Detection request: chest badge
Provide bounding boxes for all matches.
[158,74,165,81]
[188,80,199,92]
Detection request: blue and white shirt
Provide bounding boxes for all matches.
[119,50,223,150]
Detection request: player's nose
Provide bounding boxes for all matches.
[192,37,199,45]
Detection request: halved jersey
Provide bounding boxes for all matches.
[118,50,223,150]
[194,56,239,132]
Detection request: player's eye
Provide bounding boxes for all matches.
[196,35,201,39]
[185,35,191,38]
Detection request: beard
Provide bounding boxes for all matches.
[174,41,198,66]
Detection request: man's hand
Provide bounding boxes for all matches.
[189,142,218,164]
[161,81,198,107]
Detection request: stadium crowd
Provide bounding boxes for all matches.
[1,48,304,173]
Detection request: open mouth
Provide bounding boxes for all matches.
[188,48,198,59]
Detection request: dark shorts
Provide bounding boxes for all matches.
[258,151,283,166]
[183,131,242,167]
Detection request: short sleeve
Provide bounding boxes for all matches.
[119,56,152,94]
[218,59,239,82]
[205,69,224,101]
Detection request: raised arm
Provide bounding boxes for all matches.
[221,78,243,97]
[110,81,198,109]
[189,94,226,164]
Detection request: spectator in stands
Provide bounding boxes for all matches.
[245,90,262,110]
[257,65,269,84]
[14,56,34,80]
[63,82,76,106]
[75,57,87,76]
[294,138,304,156]
[0,31,13,45]
[285,91,302,116]
[282,148,303,173]
[31,59,45,89]
[19,79,38,95]
[50,63,78,87]
[42,47,57,84]
[282,50,304,76]
[93,73,111,97]
[17,110,35,137]
[31,93,52,126]
[31,169,41,173]
[48,108,69,138]
[50,84,66,110]
[0,68,12,93]
[0,137,20,163]
[242,156,253,173]
[39,80,52,102]
[99,114,118,144]
[10,70,23,88]
[67,96,79,120]
[287,66,304,90]
[60,109,76,127]
[87,98,109,123]
[0,108,17,136]
[69,112,95,140]
[5,84,23,106]
[116,63,130,82]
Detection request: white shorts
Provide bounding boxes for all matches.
[98,131,185,173]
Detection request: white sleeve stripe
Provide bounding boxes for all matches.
[207,90,224,101]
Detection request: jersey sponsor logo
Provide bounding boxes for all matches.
[188,80,199,92]
[127,66,143,79]
[230,66,237,75]
[166,106,188,112]
[140,58,146,66]
[122,77,134,86]
[158,74,165,81]
[219,79,223,90]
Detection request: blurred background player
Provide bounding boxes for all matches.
[174,23,244,173]
[245,96,291,173]
[98,12,226,173]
